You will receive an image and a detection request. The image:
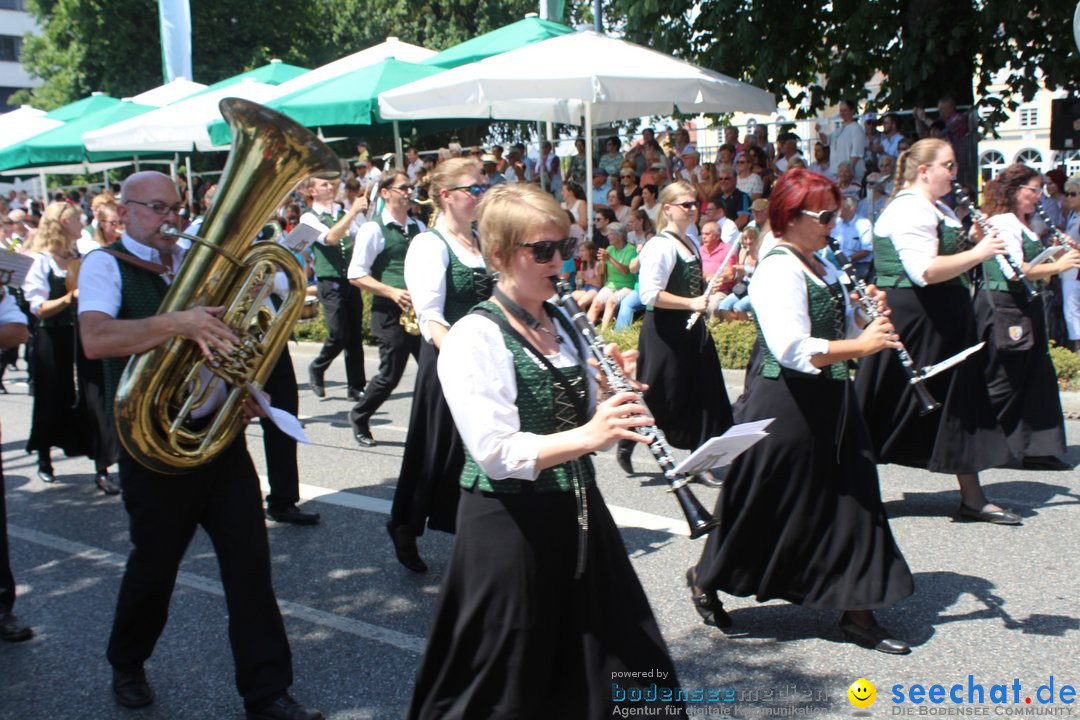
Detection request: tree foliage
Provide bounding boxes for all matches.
[613,0,1080,131]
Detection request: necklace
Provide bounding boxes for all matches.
[493,286,563,344]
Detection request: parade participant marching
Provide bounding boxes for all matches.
[688,168,914,655]
[78,172,321,720]
[347,171,424,446]
[408,183,684,719]
[616,180,733,481]
[976,164,1079,470]
[305,176,368,401]
[386,159,491,573]
[853,139,1019,524]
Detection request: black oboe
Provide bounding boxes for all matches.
[825,238,941,416]
[952,180,1038,298]
[551,279,718,539]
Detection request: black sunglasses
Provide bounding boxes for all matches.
[800,209,837,225]
[670,201,698,211]
[516,237,578,263]
[451,183,490,197]
[1068,192,1080,198]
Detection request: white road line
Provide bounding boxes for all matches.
[7,524,427,654]
[260,477,691,537]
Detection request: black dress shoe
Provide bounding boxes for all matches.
[95,472,121,496]
[1021,455,1074,471]
[37,468,55,483]
[0,611,33,642]
[686,567,732,628]
[352,422,377,448]
[347,388,364,402]
[307,365,325,398]
[839,613,911,655]
[693,471,724,489]
[387,521,427,573]
[616,442,634,474]
[246,693,323,720]
[267,505,321,526]
[956,503,1022,526]
[112,667,154,708]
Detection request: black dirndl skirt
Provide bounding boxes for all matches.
[392,341,463,535]
[26,324,88,459]
[637,308,733,449]
[973,289,1065,460]
[853,285,1015,473]
[695,373,914,611]
[408,483,685,719]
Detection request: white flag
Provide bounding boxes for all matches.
[159,0,192,83]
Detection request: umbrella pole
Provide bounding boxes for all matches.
[38,170,47,205]
[537,121,546,192]
[185,155,194,217]
[393,121,404,170]
[585,102,593,243]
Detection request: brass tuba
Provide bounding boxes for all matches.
[114,97,341,473]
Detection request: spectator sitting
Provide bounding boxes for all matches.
[831,196,873,280]
[482,154,506,185]
[640,183,661,224]
[598,137,624,177]
[715,143,737,167]
[701,199,740,247]
[608,189,632,224]
[593,207,616,248]
[735,152,764,199]
[715,226,762,321]
[590,168,612,209]
[561,181,587,231]
[809,142,835,179]
[617,167,642,210]
[711,166,751,229]
[566,138,588,185]
[678,149,703,185]
[836,162,861,203]
[627,208,654,248]
[589,222,638,331]
[572,239,604,312]
[774,132,805,174]
[700,221,739,319]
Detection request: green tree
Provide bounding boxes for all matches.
[613,0,1080,131]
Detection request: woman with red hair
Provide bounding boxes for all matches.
[687,168,915,654]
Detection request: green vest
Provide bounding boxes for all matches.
[38,266,74,328]
[647,232,702,311]
[981,225,1042,292]
[369,216,419,309]
[873,195,968,289]
[459,301,596,494]
[100,241,170,416]
[431,229,492,325]
[757,247,849,381]
[310,206,349,279]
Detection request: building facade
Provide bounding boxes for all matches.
[0,0,40,113]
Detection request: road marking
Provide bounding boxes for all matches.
[7,524,427,654]
[259,477,691,537]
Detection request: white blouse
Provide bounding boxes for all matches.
[638,231,700,306]
[873,192,963,286]
[403,223,486,343]
[437,308,596,481]
[23,253,68,316]
[986,212,1034,275]
[749,245,860,374]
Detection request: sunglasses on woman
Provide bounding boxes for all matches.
[670,201,698,211]
[516,237,579,263]
[800,209,837,225]
[451,183,490,197]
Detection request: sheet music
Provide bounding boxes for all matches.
[919,341,985,381]
[0,251,35,288]
[282,214,329,253]
[672,419,774,476]
[247,382,311,444]
[1029,245,1066,266]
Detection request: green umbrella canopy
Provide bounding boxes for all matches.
[206,58,447,146]
[0,99,158,172]
[422,16,573,69]
[42,92,121,122]
[201,60,310,94]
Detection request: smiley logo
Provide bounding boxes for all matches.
[847,678,876,708]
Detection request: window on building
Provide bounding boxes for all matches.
[0,0,27,10]
[980,150,1006,182]
[1015,148,1043,170]
[0,87,21,113]
[1054,150,1080,177]
[1018,107,1038,128]
[0,35,22,63]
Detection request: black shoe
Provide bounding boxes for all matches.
[387,521,427,573]
[307,365,325,398]
[352,422,377,448]
[112,667,154,708]
[95,472,121,496]
[839,613,911,655]
[1021,455,1074,471]
[693,470,724,488]
[347,388,364,402]
[616,443,634,474]
[267,505,321,526]
[956,503,1022,526]
[246,693,323,720]
[686,567,732,628]
[37,468,55,484]
[0,611,32,642]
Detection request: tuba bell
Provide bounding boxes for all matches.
[114,97,341,473]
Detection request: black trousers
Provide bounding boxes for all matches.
[349,304,419,427]
[260,348,299,511]
[0,449,15,613]
[310,278,366,393]
[106,437,293,709]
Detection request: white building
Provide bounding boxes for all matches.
[0,0,40,112]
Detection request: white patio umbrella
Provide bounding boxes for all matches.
[129,77,207,107]
[0,106,62,151]
[379,30,776,232]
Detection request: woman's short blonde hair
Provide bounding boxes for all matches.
[32,201,80,256]
[477,184,569,273]
[429,158,482,211]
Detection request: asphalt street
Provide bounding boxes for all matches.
[1,342,1077,719]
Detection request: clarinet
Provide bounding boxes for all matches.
[685,239,741,330]
[1033,200,1080,251]
[825,239,941,415]
[551,279,719,539]
[952,180,1038,298]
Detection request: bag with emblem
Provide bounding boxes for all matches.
[991,303,1033,352]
